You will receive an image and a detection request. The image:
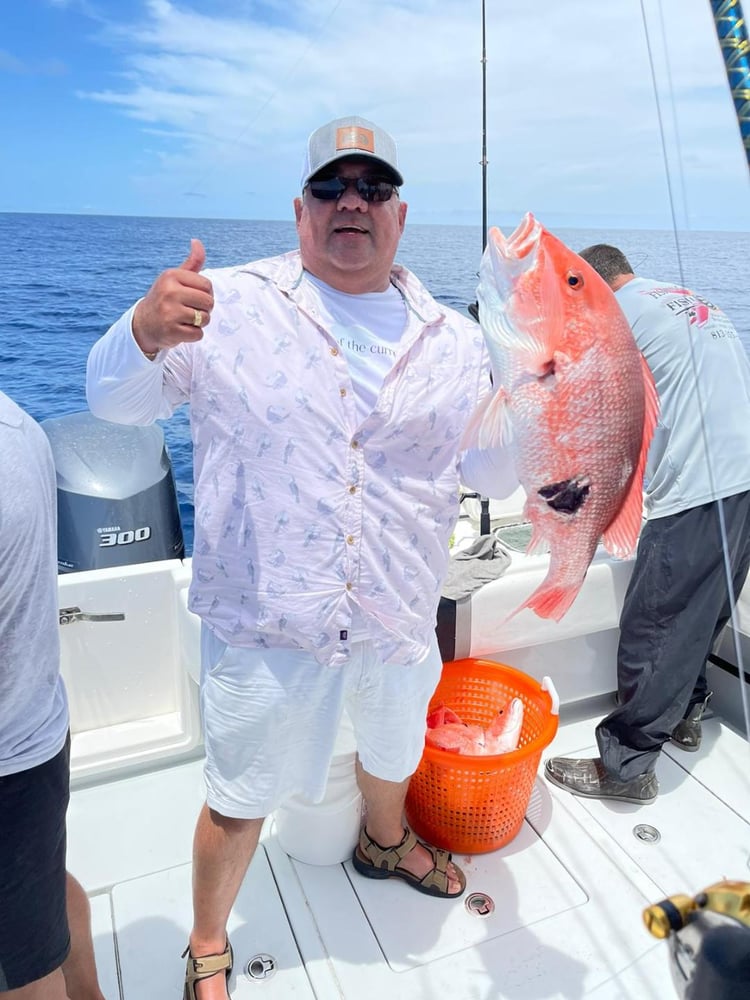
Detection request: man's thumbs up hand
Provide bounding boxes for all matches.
[133,239,214,357]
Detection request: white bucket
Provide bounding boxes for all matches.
[274,712,363,866]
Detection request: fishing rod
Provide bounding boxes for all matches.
[468,0,488,327]
[709,0,750,172]
[708,0,750,756]
[479,0,488,253]
[466,0,492,537]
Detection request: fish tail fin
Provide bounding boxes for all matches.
[516,580,581,621]
[602,355,660,558]
[426,704,465,728]
[461,388,512,450]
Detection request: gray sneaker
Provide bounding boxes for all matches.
[670,692,712,752]
[544,756,658,803]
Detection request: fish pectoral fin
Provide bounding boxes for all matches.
[460,388,513,450]
[478,296,557,377]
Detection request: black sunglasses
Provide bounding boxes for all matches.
[306,176,397,203]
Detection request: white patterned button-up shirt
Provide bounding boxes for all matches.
[87,251,491,666]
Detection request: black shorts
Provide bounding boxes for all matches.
[0,736,71,990]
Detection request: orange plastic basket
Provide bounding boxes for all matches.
[405,658,559,854]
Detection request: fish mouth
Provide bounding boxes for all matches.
[492,213,543,263]
[476,212,543,315]
[475,212,550,371]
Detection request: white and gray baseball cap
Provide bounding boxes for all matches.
[300,116,404,188]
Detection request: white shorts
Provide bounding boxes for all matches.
[200,628,443,819]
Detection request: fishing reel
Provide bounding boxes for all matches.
[643,880,750,999]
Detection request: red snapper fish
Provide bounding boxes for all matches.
[465,214,659,621]
[425,699,524,755]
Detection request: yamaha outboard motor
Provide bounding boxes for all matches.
[41,411,185,573]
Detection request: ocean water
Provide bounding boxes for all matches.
[2,212,749,555]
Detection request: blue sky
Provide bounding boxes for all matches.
[1,0,748,229]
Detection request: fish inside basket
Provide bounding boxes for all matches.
[405,659,559,854]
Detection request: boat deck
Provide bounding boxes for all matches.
[68,695,750,1000]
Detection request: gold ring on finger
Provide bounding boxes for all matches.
[193,308,203,327]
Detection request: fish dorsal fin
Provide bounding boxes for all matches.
[602,354,660,558]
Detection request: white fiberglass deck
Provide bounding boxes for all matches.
[68,698,750,1000]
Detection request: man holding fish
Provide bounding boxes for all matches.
[87,116,515,1000]
[545,245,750,803]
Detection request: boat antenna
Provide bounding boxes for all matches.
[709,0,750,173]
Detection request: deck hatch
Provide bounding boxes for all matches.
[110,858,316,998]
[289,815,587,974]
[575,746,750,893]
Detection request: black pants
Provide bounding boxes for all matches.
[596,491,750,781]
[0,736,71,990]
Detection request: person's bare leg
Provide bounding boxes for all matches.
[355,760,462,892]
[6,873,104,1000]
[3,969,69,1000]
[188,804,264,1000]
[61,873,106,1000]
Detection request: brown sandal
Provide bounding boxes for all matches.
[352,827,466,898]
[182,939,233,999]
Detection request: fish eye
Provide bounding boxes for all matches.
[566,270,584,290]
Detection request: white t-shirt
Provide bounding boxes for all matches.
[616,277,750,518]
[303,273,406,424]
[0,392,68,774]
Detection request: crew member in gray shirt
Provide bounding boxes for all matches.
[544,245,750,803]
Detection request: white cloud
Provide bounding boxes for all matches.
[73,0,749,228]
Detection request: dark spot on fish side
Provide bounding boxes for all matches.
[538,477,591,513]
